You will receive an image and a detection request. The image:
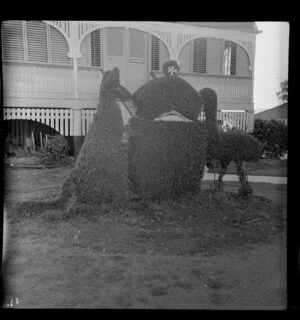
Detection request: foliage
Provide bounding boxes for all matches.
[199,88,218,125]
[218,130,261,164]
[39,135,70,166]
[162,60,180,75]
[132,75,202,121]
[276,79,288,103]
[200,86,260,192]
[128,118,208,201]
[251,118,288,159]
[62,67,129,205]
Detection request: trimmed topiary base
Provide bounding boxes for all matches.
[128,118,208,201]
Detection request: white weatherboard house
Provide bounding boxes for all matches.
[2,21,261,154]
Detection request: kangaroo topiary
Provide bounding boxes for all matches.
[62,67,131,207]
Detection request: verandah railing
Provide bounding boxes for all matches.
[3,107,253,137]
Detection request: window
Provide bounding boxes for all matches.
[1,20,71,65]
[91,29,102,67]
[179,38,246,77]
[151,35,170,71]
[223,41,237,76]
[78,29,103,68]
[151,36,160,71]
[193,38,207,73]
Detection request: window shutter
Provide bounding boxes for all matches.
[1,20,25,61]
[49,25,71,65]
[206,38,222,75]
[193,38,207,73]
[106,28,123,56]
[178,41,193,73]
[236,45,250,76]
[91,29,102,66]
[78,33,91,67]
[26,20,48,63]
[223,41,237,75]
[151,36,160,70]
[129,29,145,58]
[159,40,169,70]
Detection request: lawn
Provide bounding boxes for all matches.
[208,159,287,177]
[2,165,287,309]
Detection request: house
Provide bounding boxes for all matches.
[255,103,288,125]
[1,20,261,154]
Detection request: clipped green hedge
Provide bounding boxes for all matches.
[62,67,129,205]
[132,75,203,121]
[128,118,208,200]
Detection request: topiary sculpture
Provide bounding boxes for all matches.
[62,67,131,207]
[132,75,202,121]
[162,60,180,75]
[199,87,261,193]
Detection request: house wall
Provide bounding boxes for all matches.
[2,20,259,153]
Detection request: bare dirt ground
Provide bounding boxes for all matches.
[2,165,287,309]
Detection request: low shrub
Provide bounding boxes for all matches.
[251,118,288,159]
[128,118,208,201]
[39,135,70,166]
[132,75,203,121]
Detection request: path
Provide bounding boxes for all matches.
[203,173,287,184]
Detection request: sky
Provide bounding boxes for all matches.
[253,22,289,113]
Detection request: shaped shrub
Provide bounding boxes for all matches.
[132,75,202,120]
[128,118,208,200]
[218,130,261,164]
[162,60,180,75]
[62,67,129,205]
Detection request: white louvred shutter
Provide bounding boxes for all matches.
[26,20,48,63]
[49,25,71,65]
[1,20,25,61]
[193,38,207,73]
[206,38,222,75]
[78,33,91,67]
[159,40,169,70]
[91,29,102,66]
[129,29,145,58]
[223,40,237,75]
[151,35,160,71]
[106,27,123,56]
[236,45,250,77]
[178,41,193,73]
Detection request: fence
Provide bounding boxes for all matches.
[198,110,251,132]
[3,107,252,138]
[3,107,73,136]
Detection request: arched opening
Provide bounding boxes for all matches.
[78,27,171,93]
[3,119,61,157]
[178,37,251,77]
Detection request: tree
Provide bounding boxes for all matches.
[276,79,288,103]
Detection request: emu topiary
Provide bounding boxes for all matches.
[62,67,131,207]
[132,75,202,121]
[199,87,261,192]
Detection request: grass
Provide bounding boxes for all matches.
[208,159,287,177]
[2,166,287,309]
